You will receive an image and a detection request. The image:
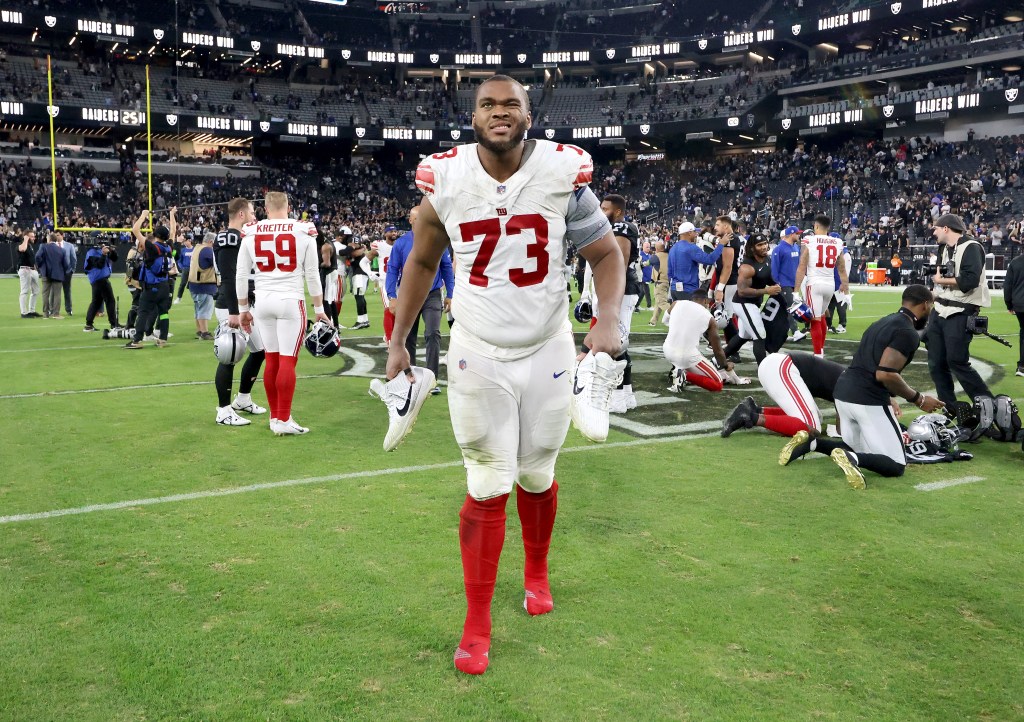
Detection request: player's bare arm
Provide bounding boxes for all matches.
[131,209,149,244]
[168,206,177,241]
[838,251,850,294]
[875,347,943,412]
[714,235,735,301]
[386,197,450,381]
[578,230,625,357]
[707,317,733,372]
[794,245,809,289]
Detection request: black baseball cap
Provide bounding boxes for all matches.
[154,225,170,241]
[934,214,966,233]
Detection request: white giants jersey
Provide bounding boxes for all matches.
[416,139,596,354]
[236,218,322,301]
[374,240,392,280]
[803,233,844,279]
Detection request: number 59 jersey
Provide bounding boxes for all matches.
[416,139,607,355]
[237,218,322,301]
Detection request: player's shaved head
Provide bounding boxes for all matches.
[475,74,530,109]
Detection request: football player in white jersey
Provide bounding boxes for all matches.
[382,75,626,675]
[794,214,848,358]
[236,191,329,435]
[364,231,395,344]
[663,300,735,393]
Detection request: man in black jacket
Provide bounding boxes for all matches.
[1005,252,1024,377]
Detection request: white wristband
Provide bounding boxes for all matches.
[238,304,250,313]
[314,305,325,315]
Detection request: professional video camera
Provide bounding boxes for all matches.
[102,327,136,340]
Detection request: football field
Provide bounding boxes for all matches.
[1,278,1022,721]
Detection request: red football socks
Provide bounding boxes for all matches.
[811,317,827,355]
[455,493,508,675]
[517,481,558,616]
[686,360,723,392]
[763,413,810,437]
[382,308,395,345]
[263,351,280,419]
[276,354,298,420]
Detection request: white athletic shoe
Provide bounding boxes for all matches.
[368,366,437,451]
[609,388,629,414]
[272,417,309,435]
[792,330,807,342]
[232,395,268,415]
[216,407,251,426]
[719,367,752,385]
[570,352,626,442]
[835,325,846,334]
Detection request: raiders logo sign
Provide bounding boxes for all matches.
[450,130,461,140]
[153,28,164,40]
[251,41,261,52]
[47,105,59,118]
[697,39,707,50]
[341,49,351,60]
[791,24,801,35]
[781,118,791,130]
[606,49,615,59]
[355,127,366,138]
[640,124,651,135]
[747,113,755,128]
[1006,88,1019,103]
[44,15,56,27]
[517,53,527,63]
[259,121,270,132]
[544,128,555,139]
[882,105,895,117]
[429,53,439,63]
[890,2,902,13]
[165,114,178,126]
[727,116,739,127]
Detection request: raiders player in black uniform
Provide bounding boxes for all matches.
[213,198,268,426]
[600,194,643,413]
[779,285,944,488]
[722,233,786,365]
[318,230,341,329]
[349,237,372,330]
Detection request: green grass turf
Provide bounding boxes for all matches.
[1,277,1022,721]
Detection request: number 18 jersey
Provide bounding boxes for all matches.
[416,139,606,355]
[236,218,322,301]
[803,234,844,279]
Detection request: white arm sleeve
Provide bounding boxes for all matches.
[302,235,323,297]
[234,236,254,303]
[359,254,377,280]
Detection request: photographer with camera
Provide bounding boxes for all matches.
[83,236,120,332]
[1004,251,1024,377]
[125,208,176,349]
[926,213,993,408]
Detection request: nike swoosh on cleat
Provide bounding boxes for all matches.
[553,370,567,379]
[396,385,413,416]
[572,377,586,395]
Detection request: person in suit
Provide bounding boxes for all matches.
[56,233,78,316]
[35,232,70,319]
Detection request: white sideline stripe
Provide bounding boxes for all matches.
[0,373,358,400]
[0,344,111,353]
[914,476,984,491]
[0,432,717,525]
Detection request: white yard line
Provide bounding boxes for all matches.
[0,432,717,525]
[914,476,985,491]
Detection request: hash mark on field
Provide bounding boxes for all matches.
[914,476,984,491]
[0,433,717,525]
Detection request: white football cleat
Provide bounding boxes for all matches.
[232,395,268,415]
[570,352,626,442]
[609,388,629,414]
[272,417,309,435]
[719,367,752,385]
[216,407,251,426]
[369,366,437,451]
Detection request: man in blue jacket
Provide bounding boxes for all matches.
[385,206,455,395]
[35,232,70,319]
[83,240,120,331]
[667,221,723,303]
[771,225,802,338]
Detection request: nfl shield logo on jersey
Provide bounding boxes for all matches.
[341,49,351,60]
[781,118,791,130]
[165,114,178,126]
[883,105,895,118]
[791,24,801,35]
[606,49,615,59]
[544,128,555,139]
[1006,89,1019,103]
[517,53,527,63]
[47,105,59,118]
[251,41,261,52]
[697,38,707,50]
[429,54,439,63]
[450,130,461,140]
[355,127,366,138]
[640,124,650,135]
[44,15,56,26]
[259,121,270,132]
[890,2,902,13]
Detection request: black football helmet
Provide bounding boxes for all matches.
[574,297,593,323]
[304,320,341,358]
